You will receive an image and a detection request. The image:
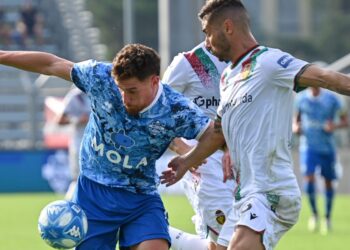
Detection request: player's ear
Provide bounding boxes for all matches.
[223,18,234,35]
[150,75,160,86]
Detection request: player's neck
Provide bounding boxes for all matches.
[231,35,258,66]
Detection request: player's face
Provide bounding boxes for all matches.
[202,19,231,62]
[116,75,159,116]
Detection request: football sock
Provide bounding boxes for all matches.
[169,226,209,250]
[325,187,334,219]
[305,181,318,216]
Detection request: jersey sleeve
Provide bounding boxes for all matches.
[261,50,309,92]
[71,60,112,94]
[173,95,210,140]
[162,53,191,93]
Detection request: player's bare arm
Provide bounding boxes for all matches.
[168,138,193,155]
[297,64,350,95]
[0,51,74,82]
[160,121,226,186]
[292,112,302,135]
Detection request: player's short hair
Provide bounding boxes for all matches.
[199,0,249,27]
[112,43,160,81]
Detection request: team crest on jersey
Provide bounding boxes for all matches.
[148,120,166,135]
[215,210,226,225]
[220,72,229,87]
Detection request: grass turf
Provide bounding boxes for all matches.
[0,193,349,250]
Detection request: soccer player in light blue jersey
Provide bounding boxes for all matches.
[294,86,348,234]
[0,44,225,250]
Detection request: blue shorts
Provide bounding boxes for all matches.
[72,175,170,250]
[300,149,336,180]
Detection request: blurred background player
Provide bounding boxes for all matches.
[293,85,348,234]
[162,41,234,250]
[56,87,90,200]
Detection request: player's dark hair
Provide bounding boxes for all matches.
[112,44,160,81]
[199,0,249,27]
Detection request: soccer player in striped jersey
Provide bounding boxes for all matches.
[161,1,350,250]
[162,42,235,250]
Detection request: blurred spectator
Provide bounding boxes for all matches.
[0,7,12,46]
[11,21,27,47]
[20,1,38,40]
[33,13,45,44]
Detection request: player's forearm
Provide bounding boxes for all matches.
[168,138,193,155]
[0,51,73,81]
[299,65,350,95]
[182,122,225,169]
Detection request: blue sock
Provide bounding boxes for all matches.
[325,188,334,219]
[305,181,318,216]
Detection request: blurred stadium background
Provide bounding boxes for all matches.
[0,0,349,249]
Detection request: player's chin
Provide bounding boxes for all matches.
[125,107,139,116]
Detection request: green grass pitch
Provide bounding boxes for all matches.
[1,193,349,250]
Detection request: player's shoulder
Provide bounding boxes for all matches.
[74,60,112,76]
[162,84,193,106]
[257,47,293,67]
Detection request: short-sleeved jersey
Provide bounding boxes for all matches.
[70,60,210,195]
[162,42,228,120]
[217,46,309,199]
[295,89,343,153]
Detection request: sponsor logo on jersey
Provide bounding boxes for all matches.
[277,55,294,68]
[222,93,253,114]
[215,210,226,225]
[193,96,220,108]
[92,136,148,169]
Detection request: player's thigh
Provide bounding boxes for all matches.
[320,152,336,181]
[119,200,170,249]
[228,225,264,250]
[130,239,169,250]
[76,222,118,250]
[300,150,318,176]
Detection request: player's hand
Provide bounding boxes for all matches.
[292,122,302,135]
[222,150,234,182]
[324,120,335,133]
[160,156,189,187]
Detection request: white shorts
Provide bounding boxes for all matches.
[218,193,301,249]
[181,149,235,246]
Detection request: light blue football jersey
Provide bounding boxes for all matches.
[296,89,342,153]
[71,60,210,194]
